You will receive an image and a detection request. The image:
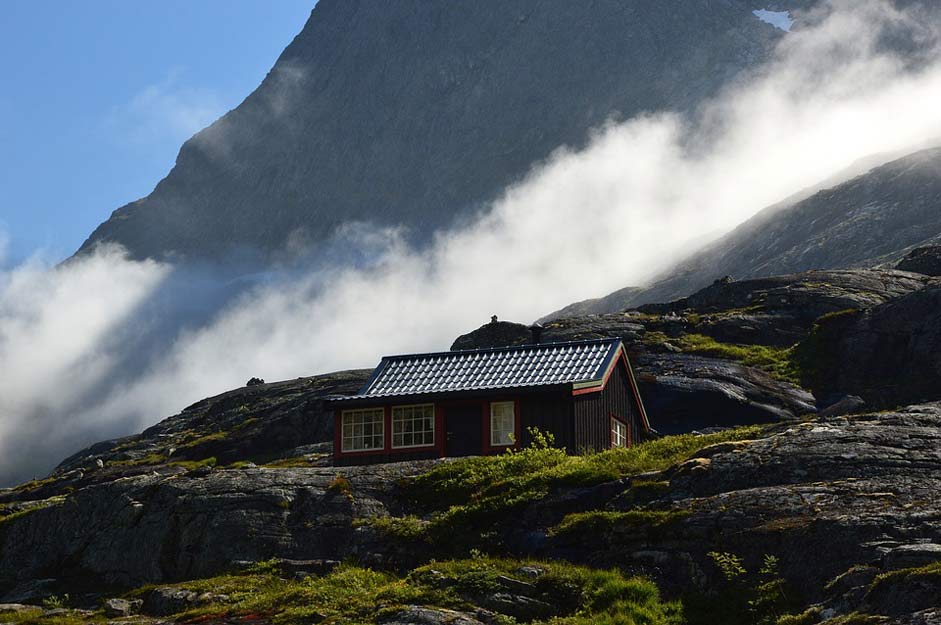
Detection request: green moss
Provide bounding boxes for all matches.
[673,334,802,385]
[820,614,886,625]
[125,452,167,466]
[168,456,218,471]
[551,510,688,540]
[0,600,109,625]
[180,430,229,448]
[777,607,822,624]
[869,561,941,592]
[358,515,429,541]
[815,308,861,324]
[263,454,328,468]
[0,496,66,525]
[233,417,260,431]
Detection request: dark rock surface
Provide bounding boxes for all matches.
[897,245,941,276]
[380,606,487,625]
[77,0,795,262]
[0,369,369,506]
[558,146,941,315]
[635,352,815,433]
[450,320,534,351]
[0,461,436,591]
[530,403,941,620]
[801,283,941,408]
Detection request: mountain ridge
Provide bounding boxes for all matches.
[77,0,797,262]
[548,145,941,318]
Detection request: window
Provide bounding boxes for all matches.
[612,417,628,448]
[490,401,516,446]
[392,404,435,448]
[341,408,385,452]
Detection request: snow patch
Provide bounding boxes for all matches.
[753,9,795,32]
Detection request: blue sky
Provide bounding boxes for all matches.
[0,1,315,266]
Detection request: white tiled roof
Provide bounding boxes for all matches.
[359,339,620,397]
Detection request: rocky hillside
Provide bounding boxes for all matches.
[77,0,797,262]
[554,146,941,317]
[1,406,940,624]
[2,264,940,623]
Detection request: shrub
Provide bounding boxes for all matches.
[326,474,352,497]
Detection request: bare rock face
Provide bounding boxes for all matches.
[896,245,941,276]
[0,461,435,592]
[801,283,941,408]
[77,0,792,262]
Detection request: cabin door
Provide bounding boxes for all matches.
[445,404,483,457]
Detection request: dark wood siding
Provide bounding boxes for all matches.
[519,392,575,451]
[573,361,642,451]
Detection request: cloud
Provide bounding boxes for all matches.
[110,70,225,147]
[0,246,169,482]
[1,0,940,485]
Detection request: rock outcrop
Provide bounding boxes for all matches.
[800,283,941,408]
[0,462,433,593]
[897,245,941,276]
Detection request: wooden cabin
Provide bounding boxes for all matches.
[329,338,650,465]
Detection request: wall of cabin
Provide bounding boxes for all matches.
[573,359,642,452]
[519,392,575,451]
[334,390,576,465]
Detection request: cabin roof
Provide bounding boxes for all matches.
[354,338,622,398]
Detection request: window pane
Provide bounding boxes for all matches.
[342,408,385,452]
[391,404,435,449]
[491,402,515,446]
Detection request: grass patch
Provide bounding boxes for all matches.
[642,330,804,385]
[776,607,822,624]
[819,614,886,625]
[869,560,941,592]
[673,334,802,385]
[169,456,218,471]
[357,515,429,541]
[390,427,761,550]
[264,454,329,468]
[551,510,688,540]
[179,430,229,449]
[137,557,681,625]
[0,610,108,625]
[0,496,66,525]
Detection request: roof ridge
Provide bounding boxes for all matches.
[379,337,621,362]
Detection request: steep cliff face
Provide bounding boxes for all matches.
[554,147,941,316]
[78,0,791,261]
